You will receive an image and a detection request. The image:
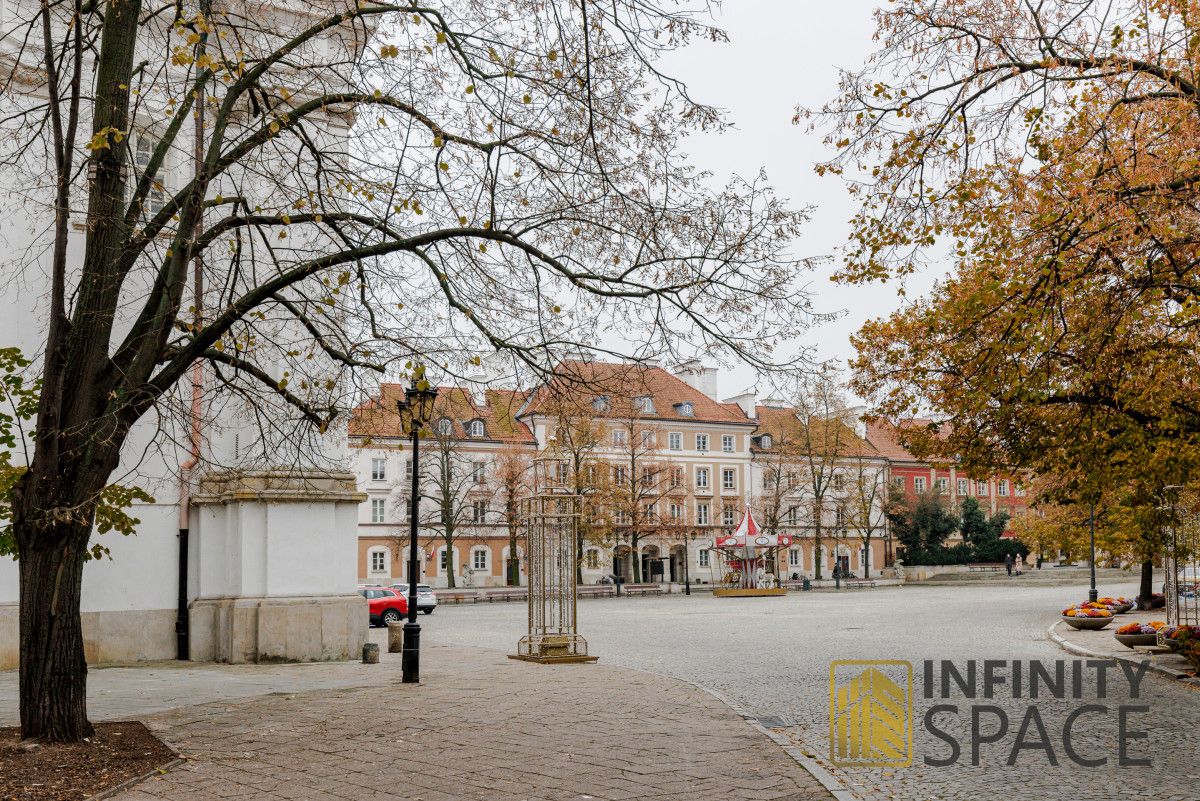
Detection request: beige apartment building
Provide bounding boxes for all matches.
[351,358,898,587]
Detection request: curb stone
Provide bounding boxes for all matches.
[88,757,185,800]
[682,679,860,801]
[1045,621,1200,689]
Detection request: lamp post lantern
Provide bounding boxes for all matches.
[396,377,438,684]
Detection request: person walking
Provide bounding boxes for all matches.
[1015,553,1025,576]
[1005,553,1014,577]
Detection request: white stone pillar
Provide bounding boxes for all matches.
[188,469,368,663]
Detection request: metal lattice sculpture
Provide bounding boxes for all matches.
[1166,519,1200,628]
[510,451,597,664]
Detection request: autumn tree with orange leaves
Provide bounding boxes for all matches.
[818,0,1200,602]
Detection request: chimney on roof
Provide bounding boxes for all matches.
[760,397,789,409]
[842,404,867,438]
[673,359,719,400]
[722,390,756,420]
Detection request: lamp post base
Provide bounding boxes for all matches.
[401,621,421,684]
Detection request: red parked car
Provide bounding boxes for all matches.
[358,587,408,626]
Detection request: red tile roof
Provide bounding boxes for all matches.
[752,405,879,458]
[349,384,535,443]
[521,360,754,425]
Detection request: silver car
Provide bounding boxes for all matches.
[390,583,438,614]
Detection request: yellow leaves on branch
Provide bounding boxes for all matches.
[86,126,124,151]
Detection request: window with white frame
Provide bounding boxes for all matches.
[935,477,948,493]
[640,429,655,448]
[134,131,168,215]
[437,418,453,435]
[785,506,798,526]
[636,395,656,414]
[640,466,654,487]
[696,467,710,489]
[957,478,968,496]
[997,479,1009,496]
[371,457,387,481]
[722,506,736,526]
[668,432,682,450]
[471,461,487,484]
[695,433,709,451]
[614,508,630,525]
[370,498,386,523]
[722,468,736,491]
[643,502,656,520]
[696,503,710,525]
[471,500,488,523]
[976,480,989,496]
[468,419,484,437]
[613,465,627,485]
[472,548,488,571]
[369,548,387,573]
[593,395,610,412]
[670,502,683,521]
[698,549,710,567]
[914,476,926,493]
[789,549,800,567]
[677,401,694,417]
[439,548,449,571]
[722,434,735,453]
[612,429,627,448]
[893,476,905,489]
[760,434,773,449]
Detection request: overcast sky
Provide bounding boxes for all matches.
[654,0,942,399]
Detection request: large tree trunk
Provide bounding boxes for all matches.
[1138,559,1155,610]
[17,518,94,742]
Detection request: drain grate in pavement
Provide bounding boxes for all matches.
[753,714,794,728]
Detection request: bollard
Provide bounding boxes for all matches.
[362,642,380,664]
[387,621,404,653]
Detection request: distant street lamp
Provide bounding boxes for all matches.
[1088,499,1097,603]
[396,377,439,684]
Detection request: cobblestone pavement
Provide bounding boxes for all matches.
[429,578,1200,801]
[4,644,831,801]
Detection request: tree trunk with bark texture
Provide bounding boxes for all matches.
[17,518,95,741]
[1138,560,1155,610]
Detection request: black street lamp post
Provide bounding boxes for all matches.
[396,378,438,684]
[1088,499,1098,603]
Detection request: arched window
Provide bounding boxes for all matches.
[468,419,485,437]
[593,395,610,412]
[760,434,773,449]
[368,547,389,575]
[437,417,453,435]
[675,401,694,417]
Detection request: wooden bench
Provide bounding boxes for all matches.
[620,583,663,596]
[578,585,617,599]
[844,578,877,589]
[967,563,1004,573]
[481,588,528,602]
[437,589,478,604]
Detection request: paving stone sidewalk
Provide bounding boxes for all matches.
[12,644,831,801]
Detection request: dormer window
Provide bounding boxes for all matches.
[593,395,610,413]
[636,395,656,414]
[436,417,453,436]
[675,401,694,418]
[760,434,773,449]
[467,419,485,438]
